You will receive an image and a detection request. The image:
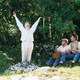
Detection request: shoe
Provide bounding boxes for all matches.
[21,61,28,67]
[59,61,63,66]
[71,60,75,64]
[60,61,63,64]
[70,60,75,67]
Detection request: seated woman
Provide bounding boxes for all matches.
[46,38,69,67]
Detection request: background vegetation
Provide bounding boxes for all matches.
[0,0,80,74]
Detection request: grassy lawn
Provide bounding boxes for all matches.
[0,66,80,80]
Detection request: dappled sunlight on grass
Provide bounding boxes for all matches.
[0,66,80,80]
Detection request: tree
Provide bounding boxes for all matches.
[0,0,80,65]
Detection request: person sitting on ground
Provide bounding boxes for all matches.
[58,38,70,64]
[67,34,80,64]
[46,38,69,67]
[46,45,61,67]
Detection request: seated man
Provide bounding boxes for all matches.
[67,34,80,64]
[58,39,70,64]
[46,38,69,67]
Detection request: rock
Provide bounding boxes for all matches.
[4,69,16,75]
[16,68,24,74]
[2,53,14,61]
[4,69,10,74]
[4,62,39,74]
[37,66,50,71]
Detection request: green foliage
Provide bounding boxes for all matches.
[0,0,80,44]
[0,51,13,73]
[0,0,80,73]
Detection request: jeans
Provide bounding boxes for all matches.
[67,52,80,61]
[46,57,60,67]
[60,53,67,63]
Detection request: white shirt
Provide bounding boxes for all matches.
[14,16,40,42]
[57,45,70,53]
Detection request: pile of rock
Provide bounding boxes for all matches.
[4,62,39,74]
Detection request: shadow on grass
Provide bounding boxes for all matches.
[58,59,80,68]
